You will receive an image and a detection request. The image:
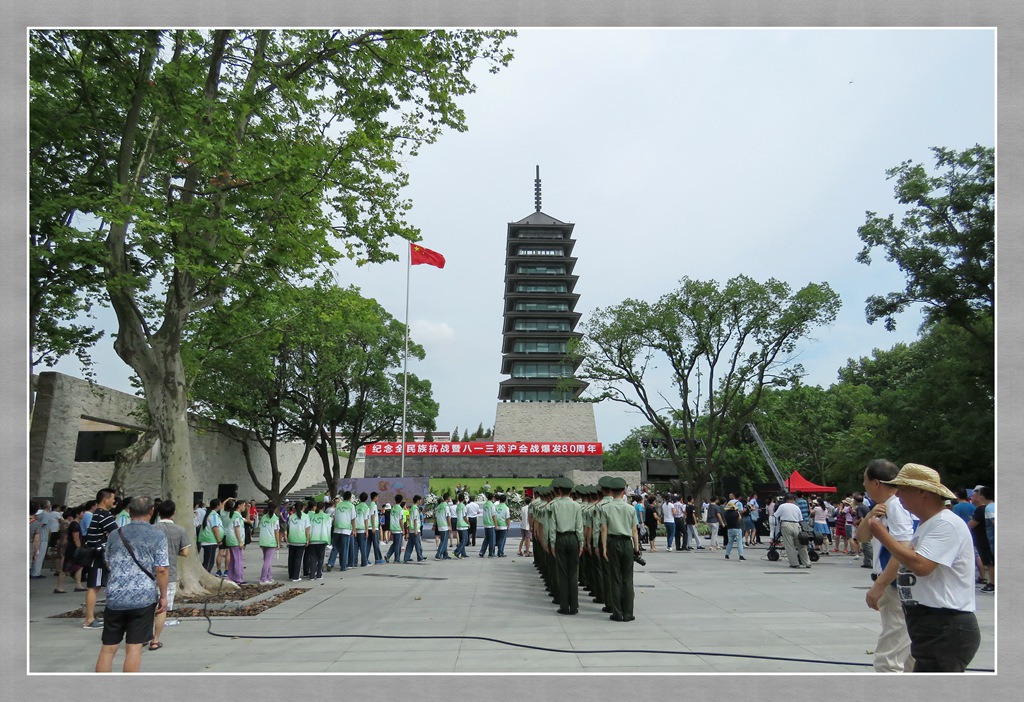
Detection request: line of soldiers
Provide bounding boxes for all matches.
[527,476,641,621]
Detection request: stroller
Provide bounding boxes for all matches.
[765,517,821,562]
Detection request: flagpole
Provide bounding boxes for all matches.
[401,244,411,478]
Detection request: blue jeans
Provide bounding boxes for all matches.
[371,530,383,561]
[334,533,353,570]
[385,532,404,562]
[454,529,468,557]
[435,530,450,559]
[347,534,358,567]
[404,533,423,561]
[725,528,744,558]
[496,529,508,556]
[327,533,342,568]
[664,521,676,549]
[355,532,368,566]
[479,527,496,556]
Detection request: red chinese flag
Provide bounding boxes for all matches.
[410,243,446,268]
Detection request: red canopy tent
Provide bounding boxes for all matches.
[786,470,836,493]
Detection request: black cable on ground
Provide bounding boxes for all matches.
[200,570,994,672]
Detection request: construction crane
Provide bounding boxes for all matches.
[744,422,788,492]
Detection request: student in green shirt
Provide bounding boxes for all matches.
[327,492,357,572]
[494,493,511,557]
[354,492,371,567]
[258,503,281,584]
[402,495,426,563]
[478,493,497,558]
[384,495,406,563]
[369,491,384,564]
[197,497,223,574]
[453,493,469,559]
[216,501,233,577]
[306,501,332,579]
[223,499,246,584]
[286,503,310,581]
[434,493,452,560]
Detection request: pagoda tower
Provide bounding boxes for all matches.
[497,167,588,403]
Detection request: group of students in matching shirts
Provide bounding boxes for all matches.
[432,491,512,559]
[195,498,249,582]
[195,491,520,584]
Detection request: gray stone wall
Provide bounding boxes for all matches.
[492,402,598,442]
[571,470,642,490]
[30,372,324,505]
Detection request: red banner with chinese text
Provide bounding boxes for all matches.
[366,441,603,456]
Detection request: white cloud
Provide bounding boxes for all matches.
[410,320,455,345]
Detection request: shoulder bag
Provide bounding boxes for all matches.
[110,527,155,580]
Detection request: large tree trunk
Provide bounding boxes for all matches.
[115,329,235,596]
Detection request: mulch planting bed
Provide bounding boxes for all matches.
[51,583,307,619]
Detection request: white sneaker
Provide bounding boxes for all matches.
[666,547,673,551]
[164,619,180,627]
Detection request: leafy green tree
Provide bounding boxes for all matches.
[29,29,512,593]
[857,145,993,348]
[602,428,650,474]
[187,284,326,505]
[836,320,993,489]
[743,385,842,487]
[462,429,470,442]
[574,275,841,497]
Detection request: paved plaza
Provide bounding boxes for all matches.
[28,536,995,674]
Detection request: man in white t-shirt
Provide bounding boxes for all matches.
[466,499,481,546]
[869,463,980,672]
[660,496,676,551]
[859,458,916,673]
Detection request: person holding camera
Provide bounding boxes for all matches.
[867,464,980,672]
[775,492,811,569]
[600,477,641,622]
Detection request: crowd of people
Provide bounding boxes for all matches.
[30,460,993,673]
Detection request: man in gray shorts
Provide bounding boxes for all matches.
[151,500,190,650]
[95,496,169,673]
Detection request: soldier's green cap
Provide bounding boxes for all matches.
[597,476,614,489]
[551,476,574,490]
[608,477,628,490]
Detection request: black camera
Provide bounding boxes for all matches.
[633,552,646,567]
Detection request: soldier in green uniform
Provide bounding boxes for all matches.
[581,489,598,597]
[534,487,554,599]
[548,477,583,615]
[594,476,616,611]
[601,477,640,621]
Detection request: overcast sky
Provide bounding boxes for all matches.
[54,28,995,446]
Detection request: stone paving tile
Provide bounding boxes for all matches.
[28,544,997,674]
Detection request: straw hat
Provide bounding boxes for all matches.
[881,463,956,500]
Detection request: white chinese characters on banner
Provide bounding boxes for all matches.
[366,441,603,456]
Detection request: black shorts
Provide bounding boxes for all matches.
[101,603,157,646]
[84,564,109,589]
